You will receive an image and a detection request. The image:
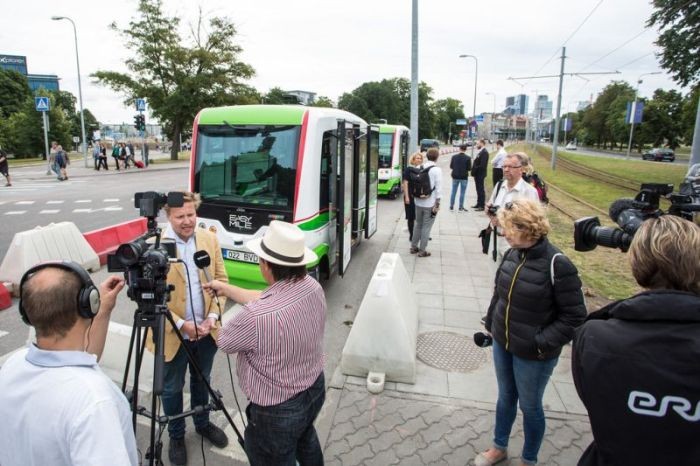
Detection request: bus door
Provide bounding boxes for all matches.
[365,126,379,239]
[321,129,338,274]
[337,120,354,276]
[352,125,367,245]
[400,130,410,173]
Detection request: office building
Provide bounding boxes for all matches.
[0,54,60,92]
[534,95,553,120]
[504,94,528,115]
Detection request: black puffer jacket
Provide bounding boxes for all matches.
[573,290,700,466]
[485,237,586,360]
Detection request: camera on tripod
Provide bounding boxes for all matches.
[574,164,700,252]
[107,191,183,310]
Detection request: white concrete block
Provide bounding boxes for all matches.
[341,253,418,384]
[0,222,100,289]
[100,321,154,394]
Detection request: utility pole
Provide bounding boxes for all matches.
[410,0,419,152]
[550,47,566,170]
[691,95,700,167]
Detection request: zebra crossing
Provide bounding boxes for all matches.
[1,198,126,216]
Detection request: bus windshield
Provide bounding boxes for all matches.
[378,133,393,168]
[194,125,300,209]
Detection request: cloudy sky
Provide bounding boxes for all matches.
[0,0,684,125]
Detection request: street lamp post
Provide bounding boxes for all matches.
[52,15,88,168]
[626,71,661,159]
[486,92,496,143]
[459,54,478,157]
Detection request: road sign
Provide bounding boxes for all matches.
[72,136,80,143]
[456,118,467,125]
[35,96,50,112]
[475,115,484,123]
[135,98,146,111]
[625,101,644,124]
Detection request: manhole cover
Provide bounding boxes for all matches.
[417,331,487,372]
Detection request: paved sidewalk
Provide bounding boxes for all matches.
[320,154,592,465]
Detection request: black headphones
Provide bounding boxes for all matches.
[19,261,101,325]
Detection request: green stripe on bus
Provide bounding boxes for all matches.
[378,178,400,195]
[297,212,330,231]
[198,105,306,126]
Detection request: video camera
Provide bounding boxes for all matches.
[574,164,700,252]
[107,191,184,311]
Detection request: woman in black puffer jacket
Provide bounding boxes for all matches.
[474,199,587,466]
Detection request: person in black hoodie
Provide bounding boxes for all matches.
[572,215,700,466]
[475,199,586,466]
[471,139,489,210]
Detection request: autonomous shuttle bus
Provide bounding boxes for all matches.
[377,124,410,199]
[189,105,379,289]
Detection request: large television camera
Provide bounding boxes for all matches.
[107,191,183,312]
[574,164,700,252]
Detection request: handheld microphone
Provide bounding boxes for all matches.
[473,332,493,348]
[193,250,221,310]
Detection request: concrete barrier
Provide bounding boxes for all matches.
[0,282,11,311]
[0,222,100,291]
[83,218,147,265]
[341,253,418,384]
[100,321,154,394]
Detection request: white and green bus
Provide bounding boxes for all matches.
[377,124,410,199]
[189,105,379,289]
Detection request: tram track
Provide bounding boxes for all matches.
[546,181,609,221]
[537,150,640,193]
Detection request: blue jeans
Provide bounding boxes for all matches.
[162,335,217,439]
[244,372,325,466]
[492,339,558,465]
[449,179,468,209]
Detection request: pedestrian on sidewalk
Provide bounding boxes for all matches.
[207,221,327,466]
[449,144,471,211]
[97,142,108,170]
[410,147,442,257]
[572,216,700,466]
[475,199,586,466]
[491,140,507,187]
[92,143,101,170]
[0,149,11,186]
[55,145,68,181]
[401,152,423,242]
[471,139,489,210]
[49,141,62,179]
[111,144,121,170]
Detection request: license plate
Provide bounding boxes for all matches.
[223,249,259,264]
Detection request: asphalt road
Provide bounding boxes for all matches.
[0,164,186,260]
[543,142,687,165]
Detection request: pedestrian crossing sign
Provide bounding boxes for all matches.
[35,96,50,112]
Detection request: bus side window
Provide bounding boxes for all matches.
[320,132,333,210]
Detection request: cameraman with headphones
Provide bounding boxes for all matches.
[0,262,138,466]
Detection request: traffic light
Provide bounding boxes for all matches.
[138,114,146,131]
[133,114,140,130]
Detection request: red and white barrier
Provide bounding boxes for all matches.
[83,218,148,265]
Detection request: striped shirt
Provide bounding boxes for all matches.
[217,275,326,406]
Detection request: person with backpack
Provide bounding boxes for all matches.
[521,161,549,204]
[409,147,442,257]
[471,139,489,211]
[401,152,424,242]
[449,144,471,211]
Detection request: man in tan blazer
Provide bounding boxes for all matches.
[146,191,228,465]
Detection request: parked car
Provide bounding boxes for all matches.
[420,138,440,152]
[642,148,675,162]
[565,142,577,150]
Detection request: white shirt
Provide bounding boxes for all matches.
[492,148,507,168]
[163,224,217,333]
[489,177,540,207]
[414,161,443,208]
[0,345,138,466]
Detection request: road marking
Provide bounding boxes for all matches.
[73,208,92,213]
[4,211,26,215]
[15,201,35,205]
[104,206,123,211]
[47,200,64,204]
[75,200,92,204]
[39,210,60,214]
[104,198,120,202]
[0,330,8,338]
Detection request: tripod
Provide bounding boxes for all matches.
[121,299,245,466]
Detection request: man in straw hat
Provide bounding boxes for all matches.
[206,220,327,466]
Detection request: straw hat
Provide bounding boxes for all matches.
[247,221,317,266]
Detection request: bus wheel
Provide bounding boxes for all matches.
[309,264,321,282]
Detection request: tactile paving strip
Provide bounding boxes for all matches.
[417,331,487,372]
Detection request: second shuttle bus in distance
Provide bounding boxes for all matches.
[377,124,410,199]
[189,105,380,289]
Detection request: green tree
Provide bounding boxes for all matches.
[263,87,299,104]
[93,0,255,160]
[581,81,635,149]
[648,0,700,88]
[636,89,684,149]
[432,98,465,142]
[311,96,334,108]
[0,69,31,119]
